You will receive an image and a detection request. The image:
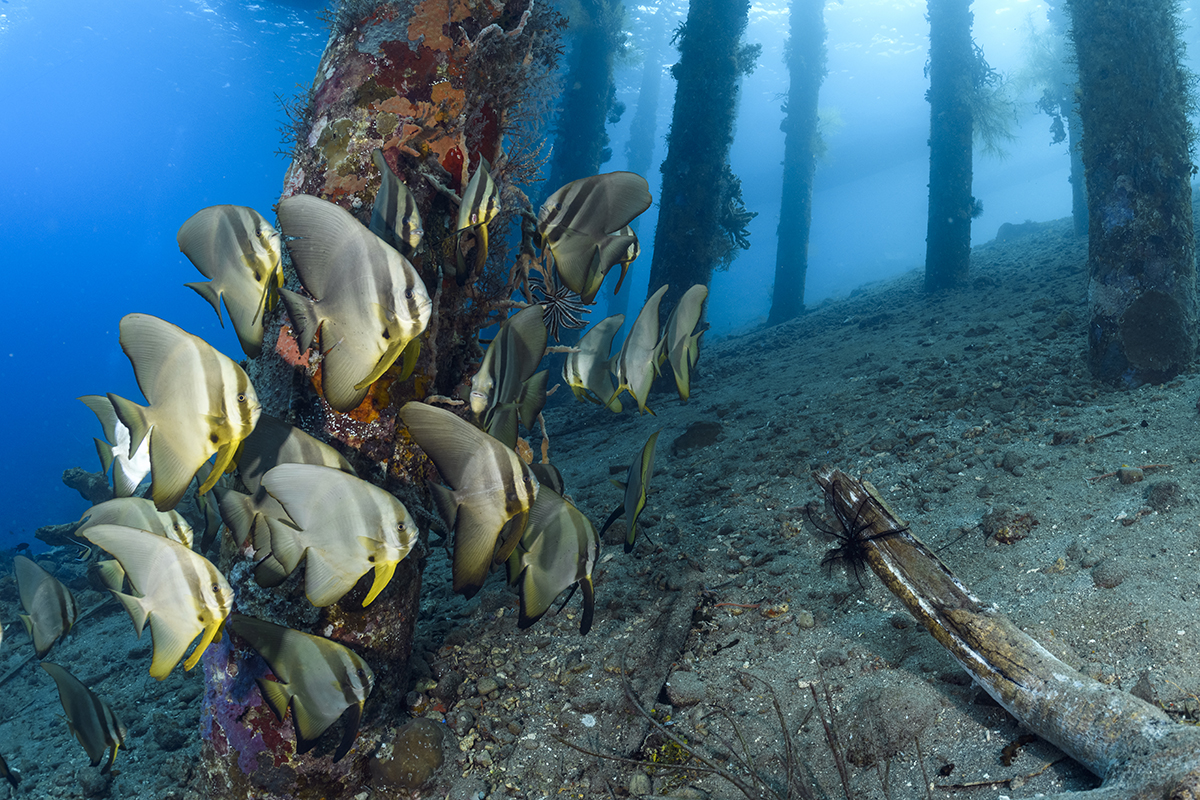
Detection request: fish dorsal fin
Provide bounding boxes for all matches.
[117,314,192,404]
[539,172,652,239]
[399,403,490,488]
[277,195,372,301]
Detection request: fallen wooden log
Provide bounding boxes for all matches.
[814,467,1200,800]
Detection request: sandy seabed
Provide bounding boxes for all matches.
[5,216,1200,799]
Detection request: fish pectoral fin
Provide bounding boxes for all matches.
[265,517,306,575]
[397,337,421,381]
[199,445,237,496]
[278,288,321,353]
[360,543,397,607]
[352,315,408,390]
[485,407,519,451]
[182,617,224,672]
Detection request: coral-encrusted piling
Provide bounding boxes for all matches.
[1069,0,1197,387]
[199,0,562,794]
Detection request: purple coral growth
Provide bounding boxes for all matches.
[201,630,272,774]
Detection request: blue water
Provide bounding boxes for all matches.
[0,0,324,550]
[5,0,1177,551]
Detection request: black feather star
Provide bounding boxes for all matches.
[530,266,589,342]
[806,477,909,588]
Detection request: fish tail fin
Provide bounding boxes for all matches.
[106,393,150,454]
[93,438,114,475]
[111,459,141,498]
[184,281,225,325]
[278,288,320,353]
[95,560,126,592]
[428,481,459,534]
[516,370,549,432]
[111,590,150,637]
[256,677,295,723]
[215,487,254,548]
[266,517,306,575]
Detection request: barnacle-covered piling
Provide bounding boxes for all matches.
[814,467,1200,798]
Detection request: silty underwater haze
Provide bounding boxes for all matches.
[2,0,1193,550]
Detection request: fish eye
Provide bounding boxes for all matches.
[404,288,414,299]
[237,393,246,403]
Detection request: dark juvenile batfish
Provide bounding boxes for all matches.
[660,284,708,402]
[41,662,127,773]
[78,394,150,498]
[14,555,78,658]
[106,313,262,512]
[506,487,599,634]
[256,464,417,607]
[82,524,233,679]
[399,402,539,598]
[537,172,651,302]
[600,429,660,553]
[608,284,668,415]
[575,224,641,304]
[278,194,432,413]
[370,148,423,255]
[563,314,624,411]
[228,613,374,762]
[469,304,548,449]
[177,205,283,359]
[455,158,500,276]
